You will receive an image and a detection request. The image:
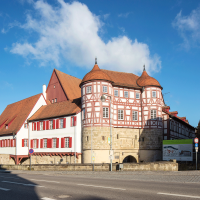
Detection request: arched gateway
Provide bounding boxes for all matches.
[123,155,137,163]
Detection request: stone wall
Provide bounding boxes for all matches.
[82,127,163,163]
[0,161,178,171]
[0,154,15,165]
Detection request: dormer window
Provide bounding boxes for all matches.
[86,86,92,94]
[6,125,8,129]
[103,86,107,93]
[152,91,156,98]
[24,123,28,128]
[136,93,140,99]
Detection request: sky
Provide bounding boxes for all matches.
[0,0,200,127]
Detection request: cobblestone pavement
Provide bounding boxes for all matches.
[2,170,200,184]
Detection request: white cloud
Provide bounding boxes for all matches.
[118,12,132,18]
[172,8,200,49]
[10,0,161,74]
[103,13,110,20]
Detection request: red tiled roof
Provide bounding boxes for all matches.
[55,69,82,100]
[80,64,112,86]
[29,99,81,121]
[0,94,42,136]
[137,70,162,88]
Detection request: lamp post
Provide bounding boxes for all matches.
[100,94,112,171]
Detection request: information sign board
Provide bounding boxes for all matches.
[163,139,193,161]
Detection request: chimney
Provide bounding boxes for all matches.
[43,84,46,99]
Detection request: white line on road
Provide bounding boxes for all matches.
[30,179,59,183]
[41,198,56,200]
[0,187,10,191]
[2,181,44,187]
[77,184,126,190]
[158,192,200,199]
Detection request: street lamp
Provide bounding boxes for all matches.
[100,94,112,171]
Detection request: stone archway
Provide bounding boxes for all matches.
[123,155,137,163]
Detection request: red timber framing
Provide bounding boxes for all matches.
[82,81,164,129]
[9,155,29,165]
[32,152,81,159]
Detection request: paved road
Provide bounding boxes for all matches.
[0,170,200,200]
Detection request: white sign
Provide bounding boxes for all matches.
[163,139,193,161]
[109,155,114,160]
[195,147,198,152]
[194,138,199,143]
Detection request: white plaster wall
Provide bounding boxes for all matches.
[0,135,15,155]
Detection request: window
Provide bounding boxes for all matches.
[71,116,76,126]
[44,139,47,148]
[24,139,28,147]
[102,136,105,140]
[103,107,109,118]
[82,109,85,120]
[50,121,53,129]
[103,86,107,93]
[152,91,156,98]
[114,90,118,97]
[151,110,156,119]
[65,138,69,148]
[54,85,55,88]
[53,138,57,148]
[136,93,140,99]
[132,111,138,121]
[86,86,92,93]
[52,99,54,103]
[86,136,89,141]
[124,91,128,98]
[118,110,124,120]
[117,134,119,139]
[24,123,28,128]
[40,122,43,130]
[33,139,37,148]
[6,125,8,129]
[60,119,63,128]
[55,98,57,103]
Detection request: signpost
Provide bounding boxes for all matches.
[29,149,34,171]
[194,138,198,170]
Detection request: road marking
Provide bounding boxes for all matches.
[41,198,56,200]
[77,184,126,190]
[158,192,200,199]
[0,187,10,191]
[2,181,44,187]
[30,179,59,183]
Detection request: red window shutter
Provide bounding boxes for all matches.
[47,138,52,148]
[74,116,77,126]
[63,118,66,128]
[43,121,46,130]
[37,139,39,148]
[61,138,65,148]
[22,139,24,147]
[69,137,72,148]
[37,122,40,131]
[11,139,13,147]
[34,122,36,131]
[14,139,16,147]
[31,140,33,148]
[46,121,49,130]
[56,119,59,129]
[40,139,43,148]
[56,138,59,148]
[53,120,55,129]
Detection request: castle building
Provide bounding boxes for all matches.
[0,61,196,165]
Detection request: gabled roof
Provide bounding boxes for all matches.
[0,94,42,136]
[54,69,82,100]
[28,98,81,121]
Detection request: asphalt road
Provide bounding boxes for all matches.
[0,170,200,200]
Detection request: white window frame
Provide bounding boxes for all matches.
[53,138,57,148]
[103,107,109,118]
[65,138,69,148]
[44,139,47,148]
[103,86,107,93]
[151,110,157,119]
[132,111,138,121]
[118,110,124,120]
[136,93,140,99]
[152,91,156,98]
[24,139,28,147]
[50,120,53,129]
[114,90,118,97]
[60,119,63,129]
[55,98,57,103]
[40,121,43,131]
[86,86,92,94]
[33,139,37,149]
[52,99,54,103]
[124,91,128,98]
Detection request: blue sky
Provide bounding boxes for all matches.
[0,0,200,127]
